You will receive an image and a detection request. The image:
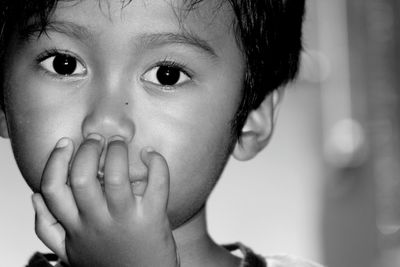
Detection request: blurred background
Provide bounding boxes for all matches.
[1,0,400,266]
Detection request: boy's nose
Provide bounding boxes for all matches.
[81,95,135,143]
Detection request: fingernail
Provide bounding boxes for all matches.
[56,138,70,148]
[108,135,125,143]
[144,146,155,153]
[87,133,103,142]
[141,147,155,159]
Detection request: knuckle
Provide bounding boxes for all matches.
[41,180,58,196]
[70,175,90,189]
[104,173,125,187]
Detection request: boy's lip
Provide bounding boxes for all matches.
[96,169,147,185]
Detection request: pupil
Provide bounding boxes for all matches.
[156,66,180,86]
[53,54,77,75]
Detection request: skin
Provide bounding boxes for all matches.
[0,0,278,266]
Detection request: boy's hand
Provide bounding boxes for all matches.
[33,135,179,267]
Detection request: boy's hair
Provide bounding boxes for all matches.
[0,0,305,138]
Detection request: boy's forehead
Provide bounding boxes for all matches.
[14,0,244,82]
[17,0,240,65]
[44,0,234,40]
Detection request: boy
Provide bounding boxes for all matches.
[0,0,322,266]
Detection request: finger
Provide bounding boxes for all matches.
[140,147,170,213]
[104,136,135,218]
[70,133,107,219]
[41,138,78,228]
[32,193,69,264]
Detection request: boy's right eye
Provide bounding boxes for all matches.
[38,52,86,77]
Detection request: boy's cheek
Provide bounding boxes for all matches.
[4,82,84,191]
[10,128,57,191]
[159,124,232,214]
[11,136,52,191]
[7,111,78,191]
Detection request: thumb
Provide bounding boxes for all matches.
[32,193,69,264]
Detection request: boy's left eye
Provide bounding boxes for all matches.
[142,65,191,88]
[39,53,86,76]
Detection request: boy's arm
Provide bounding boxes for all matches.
[33,136,179,267]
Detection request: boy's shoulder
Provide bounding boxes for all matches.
[27,243,324,267]
[225,243,324,267]
[265,255,324,267]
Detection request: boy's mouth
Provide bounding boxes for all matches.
[96,169,147,196]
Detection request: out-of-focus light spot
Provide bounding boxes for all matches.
[325,118,368,168]
[377,223,400,236]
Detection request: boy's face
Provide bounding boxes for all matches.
[1,0,244,227]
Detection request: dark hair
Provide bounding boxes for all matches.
[228,0,305,137]
[0,0,305,137]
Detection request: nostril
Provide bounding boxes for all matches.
[81,106,135,144]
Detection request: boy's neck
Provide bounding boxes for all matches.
[172,207,241,267]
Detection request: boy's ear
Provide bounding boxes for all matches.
[0,107,9,138]
[232,89,283,161]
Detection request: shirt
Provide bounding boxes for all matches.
[26,243,324,267]
[224,243,324,267]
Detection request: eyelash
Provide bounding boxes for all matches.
[35,50,193,88]
[150,59,192,80]
[141,58,194,90]
[36,48,62,62]
[156,60,191,76]
[35,49,86,79]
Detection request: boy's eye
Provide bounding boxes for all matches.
[142,65,191,87]
[39,54,86,76]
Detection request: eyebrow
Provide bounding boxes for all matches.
[20,21,95,43]
[137,32,219,60]
[21,21,219,59]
